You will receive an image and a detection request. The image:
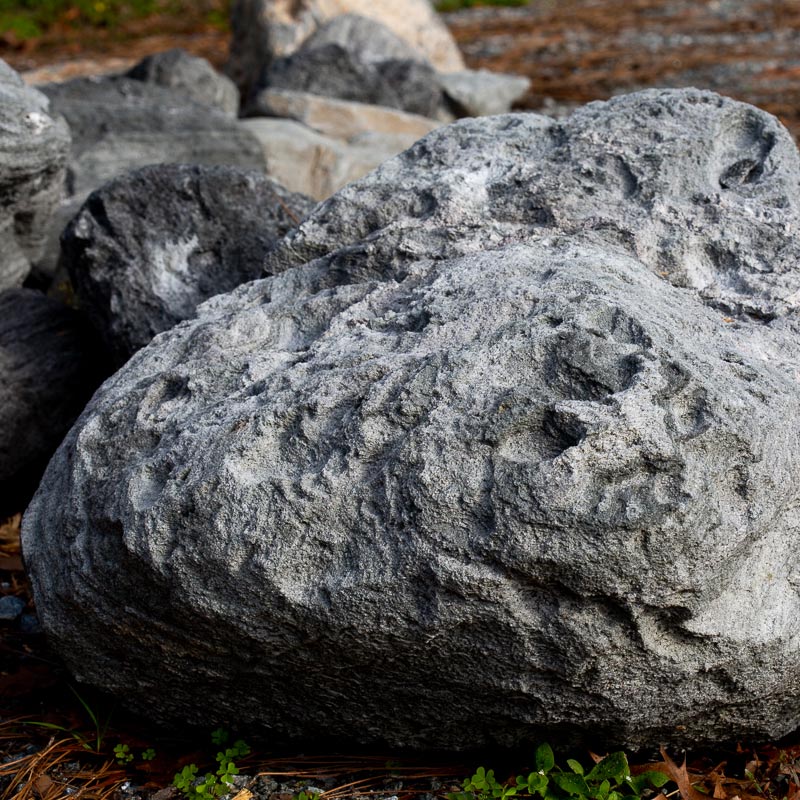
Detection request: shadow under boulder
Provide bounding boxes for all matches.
[0,289,107,515]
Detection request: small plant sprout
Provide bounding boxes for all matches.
[448,745,671,800]
[114,744,134,764]
[173,732,251,799]
[141,747,157,761]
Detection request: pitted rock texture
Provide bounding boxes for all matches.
[126,49,240,116]
[0,59,71,290]
[41,77,265,200]
[0,289,106,514]
[226,0,465,103]
[61,164,315,362]
[269,90,800,322]
[22,89,800,749]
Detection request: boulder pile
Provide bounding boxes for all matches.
[22,88,800,750]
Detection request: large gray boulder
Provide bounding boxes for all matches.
[0,289,105,515]
[60,164,316,363]
[0,59,71,290]
[126,49,240,116]
[41,76,266,201]
[22,89,800,749]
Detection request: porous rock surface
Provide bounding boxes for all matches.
[23,89,800,749]
[61,164,316,362]
[0,59,71,290]
[41,76,265,200]
[0,289,105,514]
[126,49,240,116]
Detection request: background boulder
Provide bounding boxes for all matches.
[0,59,70,290]
[126,49,240,116]
[24,89,800,750]
[41,76,265,202]
[61,164,315,362]
[226,0,465,103]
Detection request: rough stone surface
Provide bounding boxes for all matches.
[61,164,315,362]
[23,89,800,750]
[226,0,465,103]
[0,59,71,290]
[1,289,105,514]
[41,76,266,200]
[247,89,442,140]
[262,44,442,118]
[242,117,428,200]
[439,68,532,117]
[126,49,240,116]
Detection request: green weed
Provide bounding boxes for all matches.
[449,744,671,800]
[174,731,251,799]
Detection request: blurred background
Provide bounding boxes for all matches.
[2,0,800,138]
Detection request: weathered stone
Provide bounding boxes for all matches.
[1,289,105,514]
[226,0,465,103]
[242,117,427,199]
[262,44,442,118]
[41,76,265,200]
[248,89,442,140]
[61,164,315,362]
[439,68,531,117]
[0,59,71,290]
[300,13,425,65]
[126,49,240,116]
[23,89,800,750]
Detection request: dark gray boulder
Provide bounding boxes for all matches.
[60,164,316,363]
[0,289,106,515]
[262,44,442,119]
[0,59,71,290]
[126,49,240,116]
[22,89,800,750]
[41,76,265,200]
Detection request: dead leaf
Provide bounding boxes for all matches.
[660,747,709,800]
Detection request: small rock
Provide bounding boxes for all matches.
[0,596,26,622]
[439,68,531,117]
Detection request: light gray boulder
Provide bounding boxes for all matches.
[41,76,266,201]
[0,289,105,515]
[60,164,315,363]
[22,89,800,749]
[439,69,531,117]
[126,49,240,116]
[0,59,71,290]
